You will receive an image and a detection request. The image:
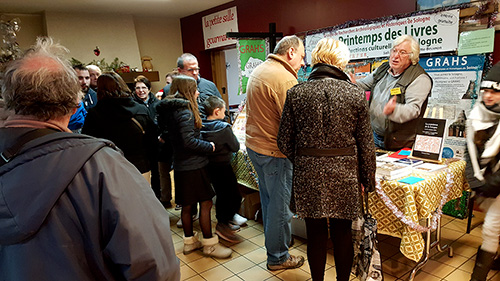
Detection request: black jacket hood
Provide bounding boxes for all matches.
[156,96,190,113]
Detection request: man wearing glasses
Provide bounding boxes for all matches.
[357,35,432,151]
[162,53,222,119]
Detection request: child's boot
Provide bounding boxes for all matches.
[183,232,202,255]
[202,235,232,259]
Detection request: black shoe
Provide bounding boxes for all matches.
[492,256,500,271]
[161,201,172,208]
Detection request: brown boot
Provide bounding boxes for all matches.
[202,235,232,259]
[267,255,305,271]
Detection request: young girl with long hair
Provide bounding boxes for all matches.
[156,75,232,258]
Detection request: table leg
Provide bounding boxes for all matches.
[467,192,474,233]
[408,216,453,281]
[408,218,431,281]
[434,215,453,257]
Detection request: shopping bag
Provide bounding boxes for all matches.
[352,196,383,281]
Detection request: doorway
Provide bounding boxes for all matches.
[210,48,246,108]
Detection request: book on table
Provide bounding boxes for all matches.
[388,148,412,159]
[376,162,412,180]
[394,158,424,166]
[412,162,447,175]
[410,118,447,163]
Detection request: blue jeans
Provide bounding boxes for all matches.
[247,148,293,265]
[373,131,385,149]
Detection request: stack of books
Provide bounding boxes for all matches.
[376,162,412,180]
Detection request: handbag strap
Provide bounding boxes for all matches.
[359,184,370,216]
[0,128,58,167]
[362,192,370,215]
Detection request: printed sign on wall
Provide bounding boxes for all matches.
[239,39,267,94]
[419,55,485,159]
[202,7,238,50]
[305,9,459,63]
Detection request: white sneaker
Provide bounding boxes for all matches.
[183,232,202,255]
[202,235,232,259]
[230,213,248,226]
[177,213,199,228]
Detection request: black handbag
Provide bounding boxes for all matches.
[352,193,384,281]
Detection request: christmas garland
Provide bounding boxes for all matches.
[374,169,455,233]
[303,3,472,37]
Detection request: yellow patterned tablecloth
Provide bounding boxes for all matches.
[368,159,467,262]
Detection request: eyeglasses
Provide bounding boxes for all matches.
[391,48,412,57]
[185,67,200,72]
[135,86,148,90]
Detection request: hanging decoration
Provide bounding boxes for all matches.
[303,3,472,37]
[93,46,100,56]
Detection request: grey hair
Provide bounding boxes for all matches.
[1,37,81,121]
[273,35,303,55]
[392,35,420,65]
[177,53,198,69]
[86,64,102,75]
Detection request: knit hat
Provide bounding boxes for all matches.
[480,62,500,91]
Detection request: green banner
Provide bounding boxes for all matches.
[239,39,267,94]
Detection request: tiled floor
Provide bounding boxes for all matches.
[165,206,499,281]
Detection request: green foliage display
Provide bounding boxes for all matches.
[70,57,126,72]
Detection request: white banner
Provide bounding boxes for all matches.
[202,7,238,50]
[305,9,459,63]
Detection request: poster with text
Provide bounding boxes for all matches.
[419,55,485,158]
[202,7,238,50]
[305,9,459,63]
[239,39,267,94]
[419,55,484,120]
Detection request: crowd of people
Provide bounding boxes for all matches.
[1,31,500,281]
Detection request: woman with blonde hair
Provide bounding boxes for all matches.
[277,38,376,281]
[156,75,232,259]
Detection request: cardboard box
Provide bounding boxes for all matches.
[238,186,261,221]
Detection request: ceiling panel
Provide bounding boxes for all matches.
[0,0,233,18]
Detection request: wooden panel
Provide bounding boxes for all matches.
[211,51,229,108]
